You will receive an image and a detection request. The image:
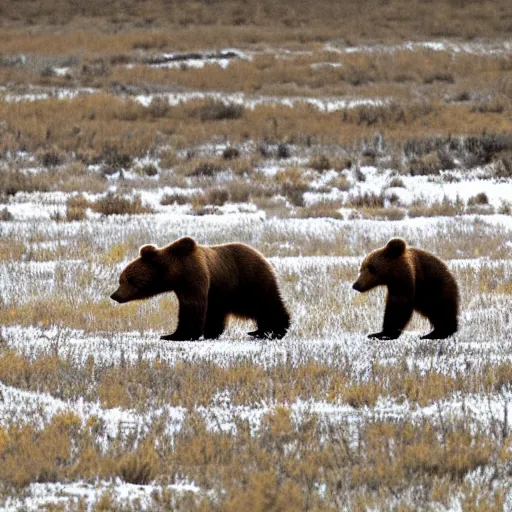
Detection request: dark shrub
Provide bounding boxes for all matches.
[189,160,225,177]
[277,143,291,159]
[222,147,240,160]
[101,145,133,170]
[193,100,244,121]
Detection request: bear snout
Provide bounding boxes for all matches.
[110,290,126,303]
[352,281,362,292]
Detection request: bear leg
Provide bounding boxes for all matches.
[203,309,227,340]
[371,294,414,340]
[247,328,279,339]
[251,302,290,339]
[252,318,289,339]
[421,301,458,340]
[161,291,206,341]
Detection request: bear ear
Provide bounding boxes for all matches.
[139,244,159,260]
[385,238,407,258]
[171,236,197,255]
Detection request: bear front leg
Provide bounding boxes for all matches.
[369,294,413,340]
[161,291,207,341]
[203,307,227,340]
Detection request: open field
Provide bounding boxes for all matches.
[1,1,512,510]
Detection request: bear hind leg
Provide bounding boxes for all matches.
[420,328,456,340]
[253,311,290,340]
[421,302,458,340]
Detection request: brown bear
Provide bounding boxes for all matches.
[110,237,290,341]
[352,238,459,340]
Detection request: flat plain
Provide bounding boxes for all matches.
[1,1,512,510]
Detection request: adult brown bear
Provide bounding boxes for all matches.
[352,238,459,340]
[111,237,290,341]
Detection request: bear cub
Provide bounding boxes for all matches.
[111,237,290,341]
[352,238,459,340]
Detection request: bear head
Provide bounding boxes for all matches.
[352,237,407,292]
[110,237,197,303]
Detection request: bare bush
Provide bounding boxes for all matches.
[308,154,331,172]
[206,187,230,206]
[160,192,191,206]
[66,194,89,221]
[92,193,153,216]
[0,207,13,221]
[191,100,244,122]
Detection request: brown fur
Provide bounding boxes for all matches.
[352,238,459,340]
[111,237,290,341]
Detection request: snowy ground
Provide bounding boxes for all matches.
[1,203,512,508]
[1,34,512,510]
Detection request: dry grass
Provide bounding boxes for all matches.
[0,344,510,508]
[408,196,465,218]
[1,0,511,51]
[1,93,512,163]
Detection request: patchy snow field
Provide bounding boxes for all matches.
[1,199,512,508]
[1,30,512,510]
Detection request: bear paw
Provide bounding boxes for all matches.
[367,330,401,340]
[420,330,455,340]
[160,331,200,341]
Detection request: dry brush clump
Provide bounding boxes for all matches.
[91,192,154,216]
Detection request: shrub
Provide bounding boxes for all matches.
[192,100,244,121]
[389,177,405,188]
[148,96,170,118]
[463,134,512,167]
[408,196,464,217]
[276,167,309,207]
[332,156,352,171]
[159,150,179,169]
[226,181,252,203]
[297,199,343,219]
[0,207,13,221]
[308,154,331,172]
[468,192,489,206]
[471,95,507,114]
[92,193,153,216]
[141,164,158,177]
[423,72,455,84]
[277,143,291,159]
[328,174,351,191]
[206,187,230,206]
[364,207,406,221]
[101,145,133,170]
[66,194,89,221]
[39,148,64,168]
[493,152,512,178]
[188,160,224,177]
[284,188,305,207]
[117,447,158,485]
[222,147,240,160]
[347,192,385,208]
[0,170,50,196]
[409,152,445,176]
[81,57,110,77]
[160,192,190,205]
